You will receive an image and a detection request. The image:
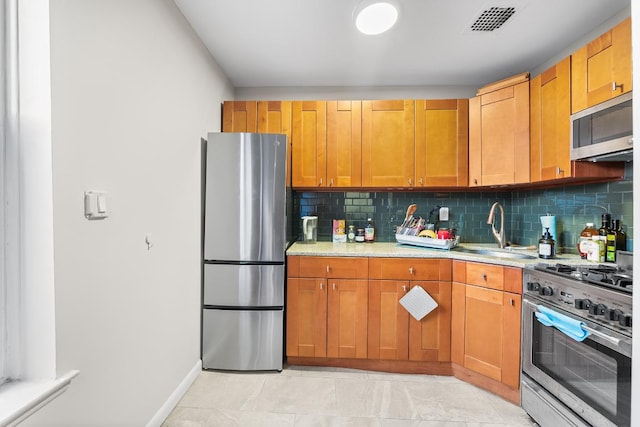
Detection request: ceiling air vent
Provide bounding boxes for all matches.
[470,6,516,31]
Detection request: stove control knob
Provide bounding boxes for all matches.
[527,282,540,291]
[575,299,592,310]
[539,286,554,296]
[589,303,607,316]
[619,314,632,327]
[607,309,624,321]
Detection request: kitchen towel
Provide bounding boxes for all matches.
[399,285,438,321]
[535,305,590,342]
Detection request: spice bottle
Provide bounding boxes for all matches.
[578,223,598,259]
[538,227,555,259]
[364,218,375,243]
[347,225,356,243]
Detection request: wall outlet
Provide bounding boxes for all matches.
[439,207,449,221]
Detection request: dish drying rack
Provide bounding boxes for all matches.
[395,203,459,250]
[395,233,460,250]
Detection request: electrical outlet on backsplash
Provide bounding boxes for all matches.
[294,167,632,252]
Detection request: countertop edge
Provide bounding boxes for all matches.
[286,241,590,268]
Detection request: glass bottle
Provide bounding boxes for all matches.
[364,218,375,243]
[613,219,627,251]
[606,227,617,263]
[577,223,598,259]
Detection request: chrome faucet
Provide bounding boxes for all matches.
[487,201,506,248]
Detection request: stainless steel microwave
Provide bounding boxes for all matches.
[571,91,633,161]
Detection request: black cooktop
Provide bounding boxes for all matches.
[534,263,633,294]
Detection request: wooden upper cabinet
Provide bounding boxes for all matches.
[362,100,415,187]
[257,101,291,139]
[571,17,632,114]
[326,101,362,188]
[415,99,469,187]
[292,101,327,187]
[469,73,530,187]
[531,58,625,184]
[530,57,571,182]
[222,101,257,132]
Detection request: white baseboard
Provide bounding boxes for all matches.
[146,359,202,427]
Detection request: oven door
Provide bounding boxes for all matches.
[521,297,632,427]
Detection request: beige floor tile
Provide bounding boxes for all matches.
[164,367,535,427]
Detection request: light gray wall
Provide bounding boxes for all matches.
[24,0,232,425]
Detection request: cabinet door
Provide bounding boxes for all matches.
[258,101,293,185]
[477,82,530,186]
[408,281,451,362]
[468,96,482,187]
[326,100,362,188]
[362,100,415,187]
[571,17,632,113]
[327,279,368,359]
[415,99,469,187]
[222,101,257,132]
[292,101,327,187]
[461,285,521,386]
[286,278,327,357]
[530,57,571,182]
[368,280,409,360]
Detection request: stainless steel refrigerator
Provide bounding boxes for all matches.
[202,132,287,371]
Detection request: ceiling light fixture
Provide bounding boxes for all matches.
[354,1,399,35]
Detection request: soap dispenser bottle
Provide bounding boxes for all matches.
[538,227,555,259]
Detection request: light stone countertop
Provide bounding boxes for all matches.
[286,241,593,268]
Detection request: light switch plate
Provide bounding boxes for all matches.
[85,191,109,220]
[439,207,449,221]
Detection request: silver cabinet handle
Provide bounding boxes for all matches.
[408,178,412,185]
[556,167,564,177]
[510,298,515,306]
[612,81,623,92]
[473,178,478,185]
[482,273,487,281]
[319,178,323,186]
[409,267,414,275]
[326,265,330,273]
[332,283,336,290]
[402,285,407,292]
[419,178,424,186]
[320,282,323,290]
[330,178,334,186]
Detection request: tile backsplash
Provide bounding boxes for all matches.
[294,164,633,254]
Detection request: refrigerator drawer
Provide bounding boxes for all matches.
[202,308,283,371]
[203,263,284,307]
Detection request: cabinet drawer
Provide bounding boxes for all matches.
[465,262,505,291]
[298,256,368,278]
[369,258,451,281]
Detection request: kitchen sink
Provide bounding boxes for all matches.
[454,248,538,260]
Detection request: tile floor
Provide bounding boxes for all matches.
[162,365,537,426]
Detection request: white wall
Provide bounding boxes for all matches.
[23,0,232,425]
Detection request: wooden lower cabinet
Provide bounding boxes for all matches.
[287,255,524,403]
[286,256,368,359]
[451,260,522,404]
[368,280,451,362]
[286,277,368,359]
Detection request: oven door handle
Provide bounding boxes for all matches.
[524,299,622,347]
[580,325,621,346]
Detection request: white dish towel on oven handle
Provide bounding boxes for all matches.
[399,285,438,321]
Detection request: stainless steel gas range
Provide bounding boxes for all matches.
[521,253,632,427]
